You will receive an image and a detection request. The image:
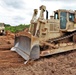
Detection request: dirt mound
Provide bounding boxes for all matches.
[0,31,15,50]
[6,30,15,39]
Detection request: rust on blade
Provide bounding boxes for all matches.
[16,32,31,38]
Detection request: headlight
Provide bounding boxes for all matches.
[1,30,2,33]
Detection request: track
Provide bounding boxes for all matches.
[48,32,76,43]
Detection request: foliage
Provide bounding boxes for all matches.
[5,24,30,33]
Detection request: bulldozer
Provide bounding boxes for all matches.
[11,5,76,63]
[0,23,5,35]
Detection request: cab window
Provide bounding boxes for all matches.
[69,13,75,22]
[54,12,59,19]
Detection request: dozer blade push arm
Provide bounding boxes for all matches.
[30,9,38,24]
[35,5,46,36]
[29,9,38,33]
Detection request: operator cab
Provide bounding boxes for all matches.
[54,9,75,30]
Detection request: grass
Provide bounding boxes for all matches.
[5,24,30,33]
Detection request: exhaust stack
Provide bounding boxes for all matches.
[46,10,48,19]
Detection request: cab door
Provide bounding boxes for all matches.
[60,12,67,29]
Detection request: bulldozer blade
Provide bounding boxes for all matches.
[11,33,40,61]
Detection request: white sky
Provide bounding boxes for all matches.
[0,0,76,26]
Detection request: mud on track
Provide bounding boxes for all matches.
[0,33,76,75]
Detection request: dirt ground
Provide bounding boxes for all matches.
[0,31,76,75]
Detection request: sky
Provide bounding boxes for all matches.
[0,0,76,26]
